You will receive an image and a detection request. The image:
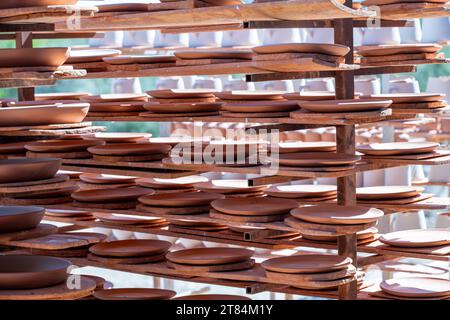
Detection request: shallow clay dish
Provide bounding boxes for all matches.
[84,132,151,143]
[174,50,254,60]
[222,100,299,113]
[88,101,145,112]
[379,229,450,248]
[0,158,61,183]
[356,186,423,200]
[45,209,93,218]
[89,239,171,258]
[34,92,89,101]
[290,204,384,225]
[0,141,27,154]
[144,102,222,114]
[283,91,336,101]
[139,191,224,207]
[261,254,352,274]
[81,93,148,103]
[79,173,136,185]
[0,47,70,68]
[104,55,176,65]
[194,179,268,194]
[147,89,216,99]
[270,141,336,153]
[88,143,171,156]
[270,152,360,167]
[0,255,71,289]
[170,220,226,228]
[369,93,445,104]
[253,43,350,56]
[0,206,44,233]
[67,49,121,64]
[299,99,392,113]
[356,142,439,156]
[166,247,253,265]
[71,187,153,203]
[265,184,337,198]
[214,90,285,101]
[357,44,442,57]
[136,175,208,189]
[380,277,450,298]
[173,294,251,300]
[211,197,298,216]
[94,213,166,226]
[93,288,176,300]
[25,139,103,153]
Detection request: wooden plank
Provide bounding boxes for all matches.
[380,2,450,20]
[162,23,243,34]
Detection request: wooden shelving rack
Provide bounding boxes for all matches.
[1,0,450,300]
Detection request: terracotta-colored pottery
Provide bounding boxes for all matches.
[139,191,224,207]
[356,142,439,156]
[135,175,208,189]
[174,50,254,60]
[0,47,70,68]
[299,99,392,113]
[379,229,450,248]
[357,44,442,57]
[24,139,103,153]
[88,143,171,156]
[269,152,360,167]
[211,197,298,216]
[79,173,136,185]
[35,92,90,101]
[270,141,336,153]
[67,49,122,64]
[81,93,148,103]
[221,100,299,113]
[265,184,337,198]
[93,288,176,300]
[0,158,61,183]
[194,179,268,194]
[0,205,44,233]
[166,247,253,265]
[380,277,450,298]
[147,89,216,99]
[253,43,350,56]
[261,254,352,274]
[71,187,153,203]
[104,55,176,65]
[144,102,222,114]
[83,132,151,143]
[214,90,285,101]
[0,142,28,154]
[369,93,445,103]
[89,239,171,258]
[356,186,423,200]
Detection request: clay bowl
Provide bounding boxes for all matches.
[0,47,70,68]
[35,92,90,101]
[89,239,171,258]
[299,99,392,113]
[214,90,286,101]
[356,186,423,200]
[93,288,176,300]
[174,50,254,60]
[0,141,28,154]
[0,104,89,126]
[166,247,254,265]
[81,93,148,103]
[0,0,76,9]
[88,143,171,156]
[211,197,298,216]
[368,93,446,104]
[269,152,361,167]
[194,179,268,194]
[261,254,352,274]
[356,142,439,156]
[0,206,44,233]
[79,173,136,185]
[67,49,122,64]
[0,158,61,183]
[135,175,208,189]
[379,228,450,248]
[104,55,176,65]
[25,139,104,153]
[72,187,153,203]
[88,101,145,112]
[380,277,450,298]
[357,44,442,57]
[173,294,251,300]
[270,141,336,153]
[144,102,222,114]
[147,89,216,99]
[290,204,384,225]
[139,191,224,207]
[221,100,299,113]
[82,132,151,143]
[252,43,350,56]
[0,255,71,289]
[265,184,337,199]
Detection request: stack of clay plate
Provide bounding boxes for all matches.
[0,47,70,70]
[136,175,208,194]
[169,220,228,232]
[356,185,430,205]
[94,213,169,229]
[0,141,28,159]
[301,227,379,244]
[88,239,171,265]
[261,254,357,290]
[268,152,361,172]
[283,91,337,101]
[66,49,122,71]
[174,50,254,66]
[269,141,336,154]
[78,173,136,190]
[372,277,450,300]
[87,142,171,162]
[138,191,224,215]
[103,55,177,71]
[35,92,90,101]
[80,93,148,117]
[166,247,255,272]
[297,98,392,113]
[0,206,45,233]
[228,225,300,240]
[194,179,269,198]
[93,288,176,300]
[210,197,298,222]
[356,142,440,159]
[369,93,447,112]
[71,186,153,210]
[24,139,104,159]
[82,132,151,144]
[265,184,337,203]
[379,229,450,253]
[45,209,95,223]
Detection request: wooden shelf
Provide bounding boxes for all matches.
[0,5,97,24]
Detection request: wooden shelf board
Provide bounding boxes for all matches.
[362,151,450,166]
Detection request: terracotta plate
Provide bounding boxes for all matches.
[0,158,61,183]
[290,204,384,225]
[369,93,445,103]
[0,142,27,154]
[166,247,253,265]
[83,132,151,143]
[211,197,298,216]
[356,142,439,156]
[357,44,442,57]
[270,141,336,153]
[173,294,251,300]
[261,254,352,274]
[89,239,171,258]
[139,191,224,207]
[71,187,153,203]
[170,220,226,228]
[270,152,361,167]
[0,255,71,289]
[144,102,222,114]
[380,277,450,298]
[94,213,165,225]
[253,43,350,56]
[0,205,44,233]
[79,173,136,185]
[149,137,208,146]
[88,143,171,156]
[174,50,254,60]
[194,179,268,194]
[67,49,122,64]
[24,139,103,153]
[356,186,423,200]
[104,55,176,65]
[214,90,285,101]
[379,229,450,248]
[93,288,176,300]
[0,47,69,68]
[81,93,148,103]
[35,92,90,101]
[265,184,337,198]
[88,101,145,112]
[222,100,299,113]
[147,89,216,99]
[136,175,208,189]
[299,99,392,113]
[45,209,93,218]
[283,91,336,101]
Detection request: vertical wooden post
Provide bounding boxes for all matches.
[15,32,35,101]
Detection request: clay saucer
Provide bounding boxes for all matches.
[0,141,27,154]
[299,99,392,113]
[45,209,93,218]
[93,288,176,300]
[357,44,442,57]
[194,179,268,194]
[104,55,176,65]
[221,100,299,113]
[24,139,103,153]
[66,49,122,64]
[356,186,423,200]
[35,92,90,101]
[166,247,253,265]
[269,152,360,167]
[79,173,136,185]
[0,47,70,68]
[261,254,352,274]
[211,197,298,216]
[0,255,71,289]
[88,101,145,112]
[83,132,151,143]
[89,239,171,258]
[270,141,336,153]
[94,213,166,226]
[170,220,226,228]
[380,277,450,298]
[174,50,254,60]
[265,184,337,199]
[253,43,350,56]
[290,204,384,225]
[88,143,171,156]
[0,205,44,233]
[71,187,153,203]
[139,191,224,207]
[369,93,446,104]
[0,158,61,183]
[0,0,77,10]
[135,175,208,189]
[379,229,450,248]
[144,102,222,114]
[147,89,216,99]
[283,91,336,101]
[173,294,251,300]
[81,93,148,103]
[356,142,439,156]
[214,90,285,101]
[302,227,378,242]
[149,137,208,147]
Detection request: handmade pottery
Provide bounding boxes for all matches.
[88,102,145,112]
[283,91,336,101]
[270,152,360,167]
[356,186,423,200]
[89,239,171,258]
[270,141,336,153]
[356,142,439,156]
[0,142,27,154]
[135,175,208,189]
[66,49,122,64]
[166,247,253,265]
[0,158,61,183]
[45,209,93,218]
[265,184,337,198]
[94,213,166,226]
[83,133,151,143]
[357,44,442,57]
[0,206,44,233]
[174,50,254,60]
[35,92,90,101]
[211,197,298,216]
[221,100,299,113]
[24,140,103,153]
[93,288,176,300]
[104,55,176,65]
[379,229,450,248]
[299,99,392,113]
[147,89,216,99]
[81,93,148,103]
[79,173,136,185]
[214,90,285,101]
[71,187,153,203]
[369,93,445,103]
[380,277,450,298]
[194,179,268,194]
[139,191,224,207]
[88,143,171,156]
[0,47,70,68]
[261,254,352,274]
[144,102,222,114]
[253,43,350,56]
